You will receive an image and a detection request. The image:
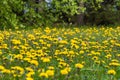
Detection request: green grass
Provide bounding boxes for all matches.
[0,26,120,80]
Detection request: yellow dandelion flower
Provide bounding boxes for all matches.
[46,70,54,76]
[105,54,112,59]
[59,40,68,44]
[107,69,116,75]
[30,60,38,66]
[23,58,31,62]
[11,66,24,75]
[0,65,5,71]
[11,39,21,45]
[92,56,98,60]
[42,58,50,63]
[1,44,8,49]
[109,62,120,66]
[79,50,84,54]
[28,34,35,40]
[75,63,84,69]
[39,72,48,78]
[60,69,68,75]
[48,66,54,70]
[26,67,34,72]
[116,54,120,57]
[26,77,34,80]
[26,72,35,77]
[2,69,11,74]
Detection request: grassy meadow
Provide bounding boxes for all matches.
[0,26,120,80]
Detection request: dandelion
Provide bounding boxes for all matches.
[107,69,116,75]
[11,39,21,45]
[46,70,54,77]
[60,69,68,75]
[60,67,71,75]
[26,72,35,77]
[92,56,98,60]
[39,72,48,78]
[30,60,38,66]
[105,54,112,59]
[109,62,120,66]
[26,77,34,80]
[59,40,68,44]
[0,65,5,71]
[58,37,62,41]
[42,58,50,63]
[26,67,34,72]
[79,50,84,54]
[28,34,35,40]
[11,66,24,77]
[48,66,54,70]
[2,69,11,74]
[75,63,84,69]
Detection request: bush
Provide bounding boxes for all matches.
[0,0,81,29]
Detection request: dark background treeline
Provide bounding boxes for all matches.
[0,0,120,29]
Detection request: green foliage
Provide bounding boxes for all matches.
[0,0,82,29]
[84,0,120,25]
[0,0,24,29]
[51,0,79,15]
[1,0,120,29]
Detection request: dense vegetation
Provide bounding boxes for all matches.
[0,0,120,80]
[1,0,120,29]
[0,26,120,80]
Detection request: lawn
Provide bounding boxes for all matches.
[0,26,120,80]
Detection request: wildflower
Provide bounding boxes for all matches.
[23,58,31,62]
[26,77,34,80]
[58,37,62,41]
[47,44,51,47]
[26,72,35,77]
[26,67,34,72]
[1,44,7,49]
[109,62,120,66]
[11,66,24,77]
[59,40,68,44]
[111,59,119,62]
[39,72,48,78]
[91,51,100,56]
[116,54,120,57]
[30,60,38,66]
[48,66,54,70]
[75,63,84,69]
[79,50,84,54]
[107,69,116,75]
[92,56,98,60]
[44,27,51,34]
[14,54,23,60]
[42,58,50,63]
[46,70,54,76]
[28,34,35,40]
[105,54,112,59]
[60,69,68,75]
[59,62,68,67]
[0,65,5,71]
[81,41,87,46]
[2,69,11,74]
[11,39,21,45]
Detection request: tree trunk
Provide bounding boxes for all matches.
[76,13,84,25]
[76,1,85,25]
